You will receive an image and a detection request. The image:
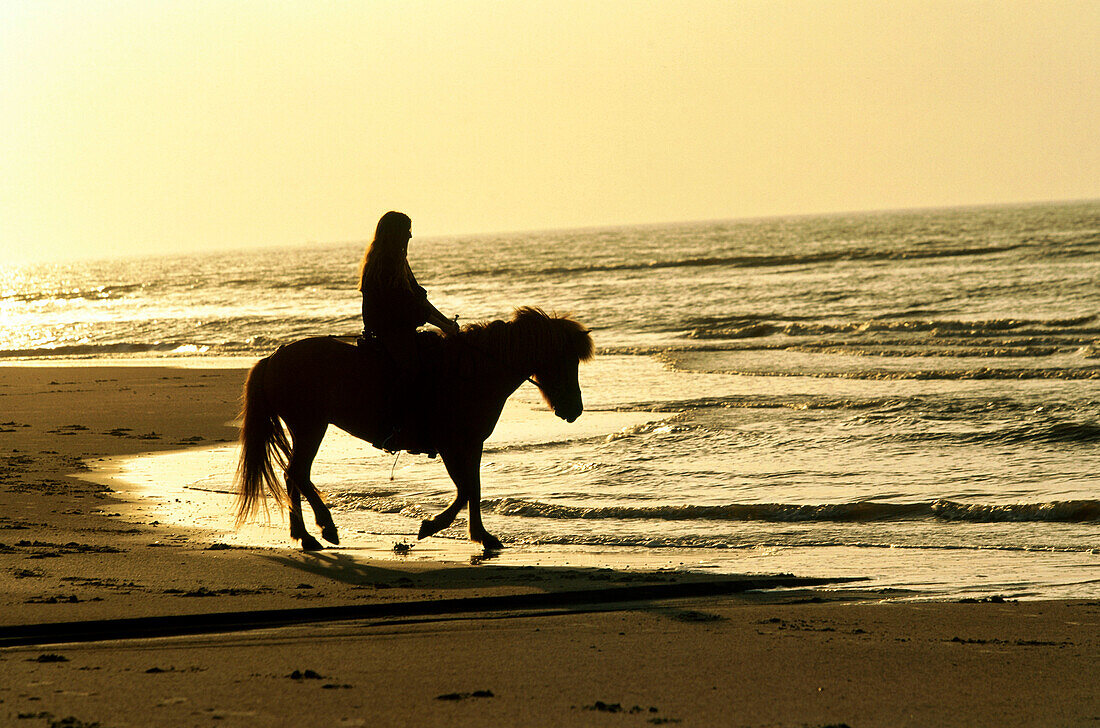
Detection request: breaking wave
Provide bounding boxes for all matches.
[881,421,1100,447]
[661,360,1100,380]
[338,493,1100,525]
[483,498,1100,524]
[513,533,1098,553]
[685,315,1100,341]
[0,342,219,359]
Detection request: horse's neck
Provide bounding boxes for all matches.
[459,331,537,397]
[462,330,531,371]
[485,356,534,399]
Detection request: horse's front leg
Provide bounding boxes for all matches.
[429,443,502,550]
[417,488,467,540]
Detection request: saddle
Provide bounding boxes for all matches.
[356,331,443,458]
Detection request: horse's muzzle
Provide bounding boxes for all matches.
[556,405,582,423]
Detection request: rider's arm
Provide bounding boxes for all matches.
[408,273,458,334]
[424,301,459,335]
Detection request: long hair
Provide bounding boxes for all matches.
[358,211,414,292]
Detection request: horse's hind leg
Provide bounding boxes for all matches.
[286,420,332,550]
[302,481,338,546]
[286,478,321,551]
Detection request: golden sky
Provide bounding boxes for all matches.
[2,1,1098,262]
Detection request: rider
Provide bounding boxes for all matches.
[358,211,459,450]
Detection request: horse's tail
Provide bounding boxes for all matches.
[235,355,291,525]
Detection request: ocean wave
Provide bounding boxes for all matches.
[508,497,1100,524]
[686,315,1099,341]
[0,338,276,360]
[463,244,1020,278]
[782,344,1065,358]
[611,393,1089,418]
[930,500,1100,523]
[0,342,212,359]
[617,394,908,415]
[662,362,1100,381]
[884,421,1100,447]
[328,493,425,517]
[0,323,362,360]
[266,276,350,290]
[482,498,930,522]
[337,493,1100,525]
[515,533,1098,553]
[483,433,616,454]
[604,418,695,441]
[1030,231,1100,257]
[1,282,145,303]
[819,367,1100,381]
[189,314,360,331]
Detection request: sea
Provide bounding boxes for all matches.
[4,200,1099,600]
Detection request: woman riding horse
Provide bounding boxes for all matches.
[235,212,593,551]
[358,211,459,452]
[236,307,593,550]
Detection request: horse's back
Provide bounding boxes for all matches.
[264,337,387,429]
[272,336,382,374]
[275,335,355,359]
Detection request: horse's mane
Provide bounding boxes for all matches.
[450,307,593,370]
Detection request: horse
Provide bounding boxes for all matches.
[235,307,594,551]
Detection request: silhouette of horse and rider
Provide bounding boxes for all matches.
[236,212,593,551]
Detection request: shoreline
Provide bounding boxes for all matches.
[84,391,1100,602]
[2,363,1098,726]
[1,362,853,622]
[89,442,1100,602]
[0,361,1094,599]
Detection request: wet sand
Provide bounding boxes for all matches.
[1,364,1097,727]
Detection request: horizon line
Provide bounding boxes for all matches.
[10,196,1098,267]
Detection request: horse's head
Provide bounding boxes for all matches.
[517,308,594,423]
[457,307,594,422]
[533,355,584,422]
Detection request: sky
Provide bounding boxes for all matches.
[2,0,1098,263]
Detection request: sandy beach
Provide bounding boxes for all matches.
[1,364,1098,727]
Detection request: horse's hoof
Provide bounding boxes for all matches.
[300,535,324,551]
[417,519,435,540]
[321,524,339,545]
[479,534,504,551]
